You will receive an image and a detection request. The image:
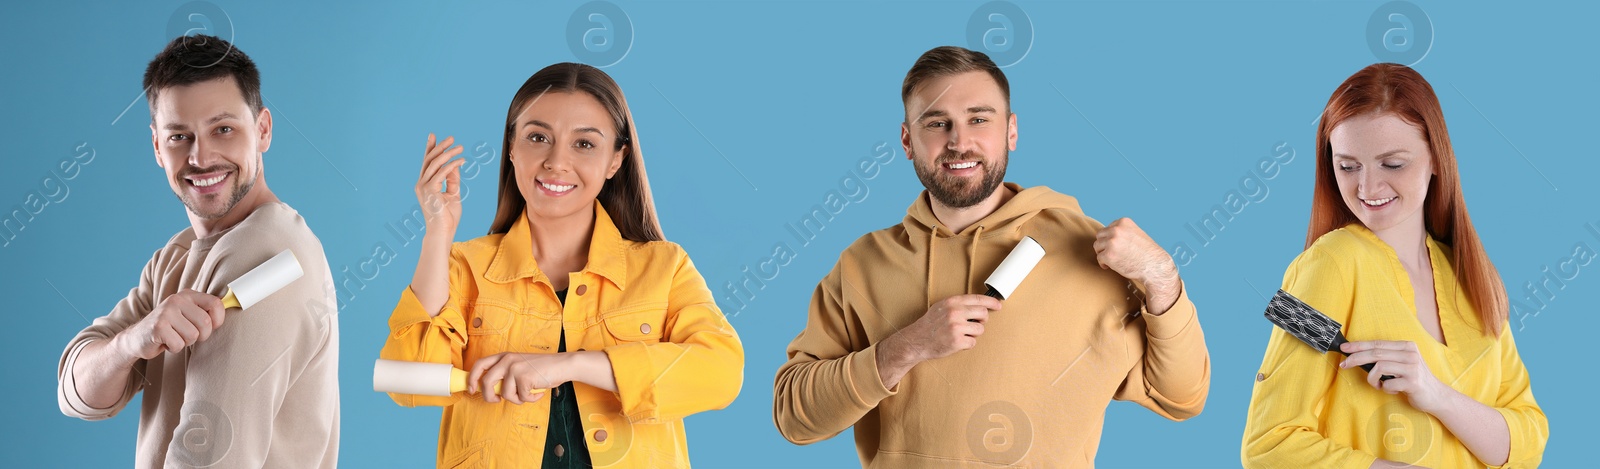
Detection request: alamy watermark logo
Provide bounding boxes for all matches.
[567,1,634,68]
[1366,1,1433,66]
[966,1,1033,68]
[171,399,234,467]
[165,1,235,69]
[579,393,636,466]
[1363,400,1435,465]
[965,400,1033,464]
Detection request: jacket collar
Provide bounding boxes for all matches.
[485,201,630,291]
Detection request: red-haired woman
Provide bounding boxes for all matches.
[1242,63,1547,468]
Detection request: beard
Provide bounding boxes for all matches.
[175,162,255,220]
[912,147,1008,208]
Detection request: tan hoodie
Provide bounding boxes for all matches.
[774,183,1210,468]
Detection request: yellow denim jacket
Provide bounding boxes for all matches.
[381,202,744,468]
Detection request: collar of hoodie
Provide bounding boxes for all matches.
[902,182,1082,307]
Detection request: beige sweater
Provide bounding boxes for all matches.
[57,202,340,468]
[774,183,1210,468]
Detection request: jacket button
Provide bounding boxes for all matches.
[639,323,651,334]
[554,444,565,458]
[472,317,482,328]
[575,284,588,296]
[1256,372,1266,382]
[595,429,608,442]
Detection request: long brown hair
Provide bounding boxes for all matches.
[1308,63,1507,335]
[488,63,663,242]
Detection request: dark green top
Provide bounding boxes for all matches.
[544,288,591,468]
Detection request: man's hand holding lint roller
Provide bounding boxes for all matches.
[114,249,302,358]
[117,289,228,359]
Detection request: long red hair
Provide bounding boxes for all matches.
[1308,63,1508,336]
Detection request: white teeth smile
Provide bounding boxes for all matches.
[1362,197,1395,207]
[946,162,978,170]
[190,175,225,187]
[540,181,575,193]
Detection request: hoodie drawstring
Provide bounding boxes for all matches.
[925,228,935,308]
[967,225,985,294]
[924,223,989,308]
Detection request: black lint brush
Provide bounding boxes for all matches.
[1262,289,1394,382]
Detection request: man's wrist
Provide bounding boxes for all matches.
[104,333,142,366]
[878,332,920,373]
[1133,276,1179,316]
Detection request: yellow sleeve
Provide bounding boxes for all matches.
[603,251,744,423]
[1486,327,1548,468]
[771,263,895,445]
[1242,246,1377,469]
[378,245,473,408]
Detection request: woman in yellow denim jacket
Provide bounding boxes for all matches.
[381,63,743,468]
[1241,63,1546,468]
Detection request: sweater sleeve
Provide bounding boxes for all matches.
[1241,246,1377,469]
[1113,280,1210,421]
[378,244,474,408]
[56,247,164,420]
[772,264,896,444]
[1486,328,1548,468]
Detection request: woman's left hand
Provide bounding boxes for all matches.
[468,352,568,404]
[1340,340,1451,413]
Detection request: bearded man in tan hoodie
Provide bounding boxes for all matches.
[773,46,1211,468]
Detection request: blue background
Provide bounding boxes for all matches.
[3,0,1593,467]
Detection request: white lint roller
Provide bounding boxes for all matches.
[983,236,1045,301]
[222,249,303,310]
[373,359,545,396]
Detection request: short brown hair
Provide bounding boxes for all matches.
[900,46,1010,117]
[143,34,262,116]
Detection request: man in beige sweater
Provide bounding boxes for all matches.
[55,35,339,468]
[773,46,1210,467]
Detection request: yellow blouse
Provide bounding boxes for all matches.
[380,202,744,468]
[1242,224,1546,468]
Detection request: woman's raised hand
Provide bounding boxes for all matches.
[415,133,466,236]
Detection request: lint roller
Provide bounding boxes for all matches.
[983,236,1046,301]
[222,249,303,310]
[372,359,548,396]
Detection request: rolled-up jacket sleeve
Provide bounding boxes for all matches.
[380,246,474,408]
